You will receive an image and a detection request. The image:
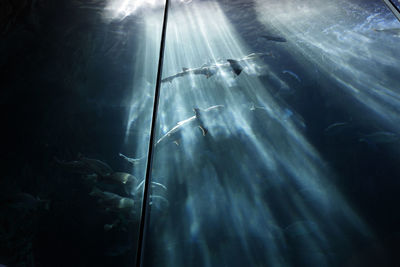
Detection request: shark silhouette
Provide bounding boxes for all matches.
[161,53,273,83]
[119,105,225,164]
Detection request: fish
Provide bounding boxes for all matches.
[55,155,113,177]
[97,172,138,196]
[119,105,225,164]
[155,105,225,147]
[359,131,400,144]
[90,187,135,212]
[119,153,145,165]
[78,154,113,177]
[372,28,400,36]
[102,172,138,186]
[282,70,301,82]
[260,35,287,42]
[134,179,168,210]
[54,157,89,174]
[161,63,232,83]
[135,179,168,192]
[324,122,351,135]
[241,52,275,60]
[161,53,272,83]
[103,219,121,232]
[2,193,50,211]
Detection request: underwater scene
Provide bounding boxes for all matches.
[1,0,400,266]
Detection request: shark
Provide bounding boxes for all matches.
[161,53,273,83]
[119,105,225,164]
[155,105,225,147]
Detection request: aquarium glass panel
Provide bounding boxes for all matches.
[142,0,400,266]
[392,0,400,10]
[1,1,165,266]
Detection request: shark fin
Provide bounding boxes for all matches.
[183,67,189,71]
[194,108,207,134]
[198,125,208,136]
[227,59,243,76]
[193,108,201,118]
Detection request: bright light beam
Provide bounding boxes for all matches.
[143,1,373,266]
[255,0,400,132]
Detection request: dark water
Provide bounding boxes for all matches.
[1,0,400,266]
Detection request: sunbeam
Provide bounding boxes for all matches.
[255,0,400,132]
[141,1,374,266]
[121,7,165,180]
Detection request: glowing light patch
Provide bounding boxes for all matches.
[255,0,400,132]
[104,0,191,20]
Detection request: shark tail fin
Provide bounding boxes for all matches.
[227,59,243,76]
[199,125,208,136]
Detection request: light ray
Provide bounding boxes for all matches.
[255,0,400,132]
[143,0,373,266]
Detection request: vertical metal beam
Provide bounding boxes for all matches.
[135,0,170,266]
[382,0,400,22]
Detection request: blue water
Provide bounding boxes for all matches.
[1,0,400,266]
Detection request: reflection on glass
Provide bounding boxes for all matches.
[382,0,400,22]
[142,0,400,266]
[1,0,166,265]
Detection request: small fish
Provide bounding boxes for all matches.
[78,155,113,177]
[359,131,400,144]
[104,219,121,232]
[54,157,88,174]
[103,172,138,185]
[2,193,50,211]
[90,187,135,211]
[119,153,145,165]
[261,35,287,42]
[324,122,351,135]
[372,28,400,36]
[135,180,168,192]
[282,70,301,82]
[56,155,113,177]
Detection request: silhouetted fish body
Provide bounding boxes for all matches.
[261,35,287,42]
[161,53,272,83]
[155,105,225,147]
